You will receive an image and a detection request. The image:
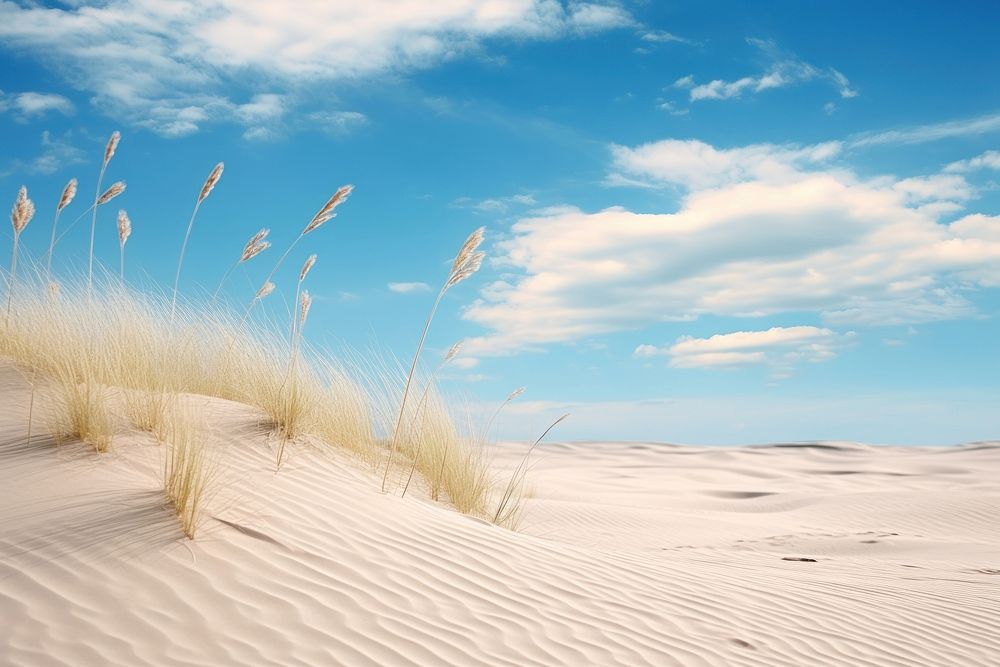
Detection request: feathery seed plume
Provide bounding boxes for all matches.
[506,387,525,402]
[304,184,353,234]
[117,210,132,246]
[242,240,269,262]
[198,162,224,203]
[443,340,464,363]
[299,254,317,282]
[10,186,35,233]
[57,178,77,211]
[451,226,485,275]
[97,181,126,205]
[103,131,121,166]
[445,250,484,289]
[299,290,312,325]
[255,281,275,300]
[240,228,270,261]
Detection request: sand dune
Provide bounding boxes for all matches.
[1,360,998,666]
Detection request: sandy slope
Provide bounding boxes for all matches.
[1,359,998,666]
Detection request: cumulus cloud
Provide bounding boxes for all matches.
[0,1,630,136]
[636,326,854,374]
[673,38,857,102]
[388,282,432,294]
[460,137,1000,357]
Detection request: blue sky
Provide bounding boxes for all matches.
[2,1,999,445]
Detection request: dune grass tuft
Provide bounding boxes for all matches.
[162,406,211,539]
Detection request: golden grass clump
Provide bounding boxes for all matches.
[162,407,211,539]
[47,363,115,454]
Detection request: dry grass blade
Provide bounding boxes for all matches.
[493,413,569,528]
[97,181,126,205]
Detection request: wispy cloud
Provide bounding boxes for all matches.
[388,282,431,294]
[1,131,87,178]
[0,1,631,137]
[849,112,1000,148]
[639,30,694,45]
[451,193,537,213]
[674,38,857,102]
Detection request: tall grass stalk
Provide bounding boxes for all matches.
[212,228,270,301]
[247,186,351,323]
[400,340,462,497]
[46,178,77,280]
[171,162,223,320]
[7,186,35,319]
[493,413,569,528]
[276,289,312,469]
[88,131,120,294]
[382,227,485,492]
[290,254,316,340]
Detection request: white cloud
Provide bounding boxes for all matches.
[609,138,843,189]
[461,138,1000,357]
[388,281,432,294]
[651,326,853,372]
[944,150,1000,173]
[640,30,692,45]
[674,39,856,102]
[0,91,75,119]
[0,1,630,136]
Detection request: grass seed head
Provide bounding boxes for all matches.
[198,162,224,203]
[97,181,126,205]
[57,178,77,211]
[10,186,35,234]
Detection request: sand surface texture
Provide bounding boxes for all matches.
[2,360,998,666]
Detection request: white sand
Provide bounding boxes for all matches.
[1,359,998,666]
